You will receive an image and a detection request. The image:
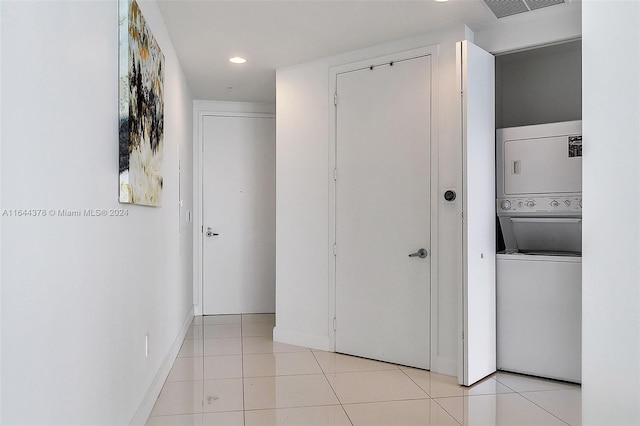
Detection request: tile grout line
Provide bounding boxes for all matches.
[493,374,580,392]
[398,367,481,426]
[429,397,464,426]
[201,316,248,421]
[201,317,205,417]
[311,349,355,426]
[310,354,416,375]
[396,367,465,426]
[395,367,462,423]
[147,322,193,422]
[340,396,444,406]
[397,367,432,399]
[492,377,519,393]
[430,390,573,426]
[241,315,246,426]
[516,390,573,426]
[515,387,580,393]
[242,372,339,379]
[152,318,207,421]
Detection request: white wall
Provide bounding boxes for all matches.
[474,1,581,54]
[0,3,4,422]
[0,1,193,424]
[275,7,582,377]
[496,40,582,128]
[582,1,640,424]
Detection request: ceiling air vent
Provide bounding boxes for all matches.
[483,0,566,19]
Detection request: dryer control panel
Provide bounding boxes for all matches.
[497,196,582,215]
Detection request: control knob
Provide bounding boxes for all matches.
[500,200,511,211]
[526,200,536,207]
[564,200,571,207]
[550,200,559,207]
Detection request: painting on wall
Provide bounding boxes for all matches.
[119,0,165,206]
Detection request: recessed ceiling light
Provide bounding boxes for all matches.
[229,57,247,64]
[434,0,450,2]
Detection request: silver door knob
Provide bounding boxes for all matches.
[408,248,428,258]
[206,227,219,238]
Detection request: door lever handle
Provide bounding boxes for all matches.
[206,227,219,238]
[408,248,428,258]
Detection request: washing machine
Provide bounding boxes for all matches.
[496,120,582,383]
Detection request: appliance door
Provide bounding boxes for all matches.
[506,217,581,253]
[503,135,582,196]
[497,254,581,383]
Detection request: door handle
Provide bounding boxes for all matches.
[206,227,219,238]
[408,248,428,258]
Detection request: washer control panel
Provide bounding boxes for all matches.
[497,196,582,214]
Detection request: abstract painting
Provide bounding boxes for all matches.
[119,0,164,206]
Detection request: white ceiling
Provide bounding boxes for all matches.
[155,0,564,103]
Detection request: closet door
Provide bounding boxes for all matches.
[458,40,497,386]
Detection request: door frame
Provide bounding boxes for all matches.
[192,101,275,315]
[328,45,440,367]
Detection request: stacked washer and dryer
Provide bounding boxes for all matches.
[496,120,582,383]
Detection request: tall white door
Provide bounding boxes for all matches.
[335,55,432,369]
[458,40,496,386]
[202,115,276,315]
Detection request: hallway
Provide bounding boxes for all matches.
[147,315,581,425]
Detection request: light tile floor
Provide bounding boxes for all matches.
[147,315,581,425]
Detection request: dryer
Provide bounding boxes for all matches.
[496,120,582,383]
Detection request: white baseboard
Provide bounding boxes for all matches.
[272,327,330,352]
[130,306,195,425]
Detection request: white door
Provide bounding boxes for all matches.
[202,115,276,315]
[458,40,496,386]
[335,55,432,369]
